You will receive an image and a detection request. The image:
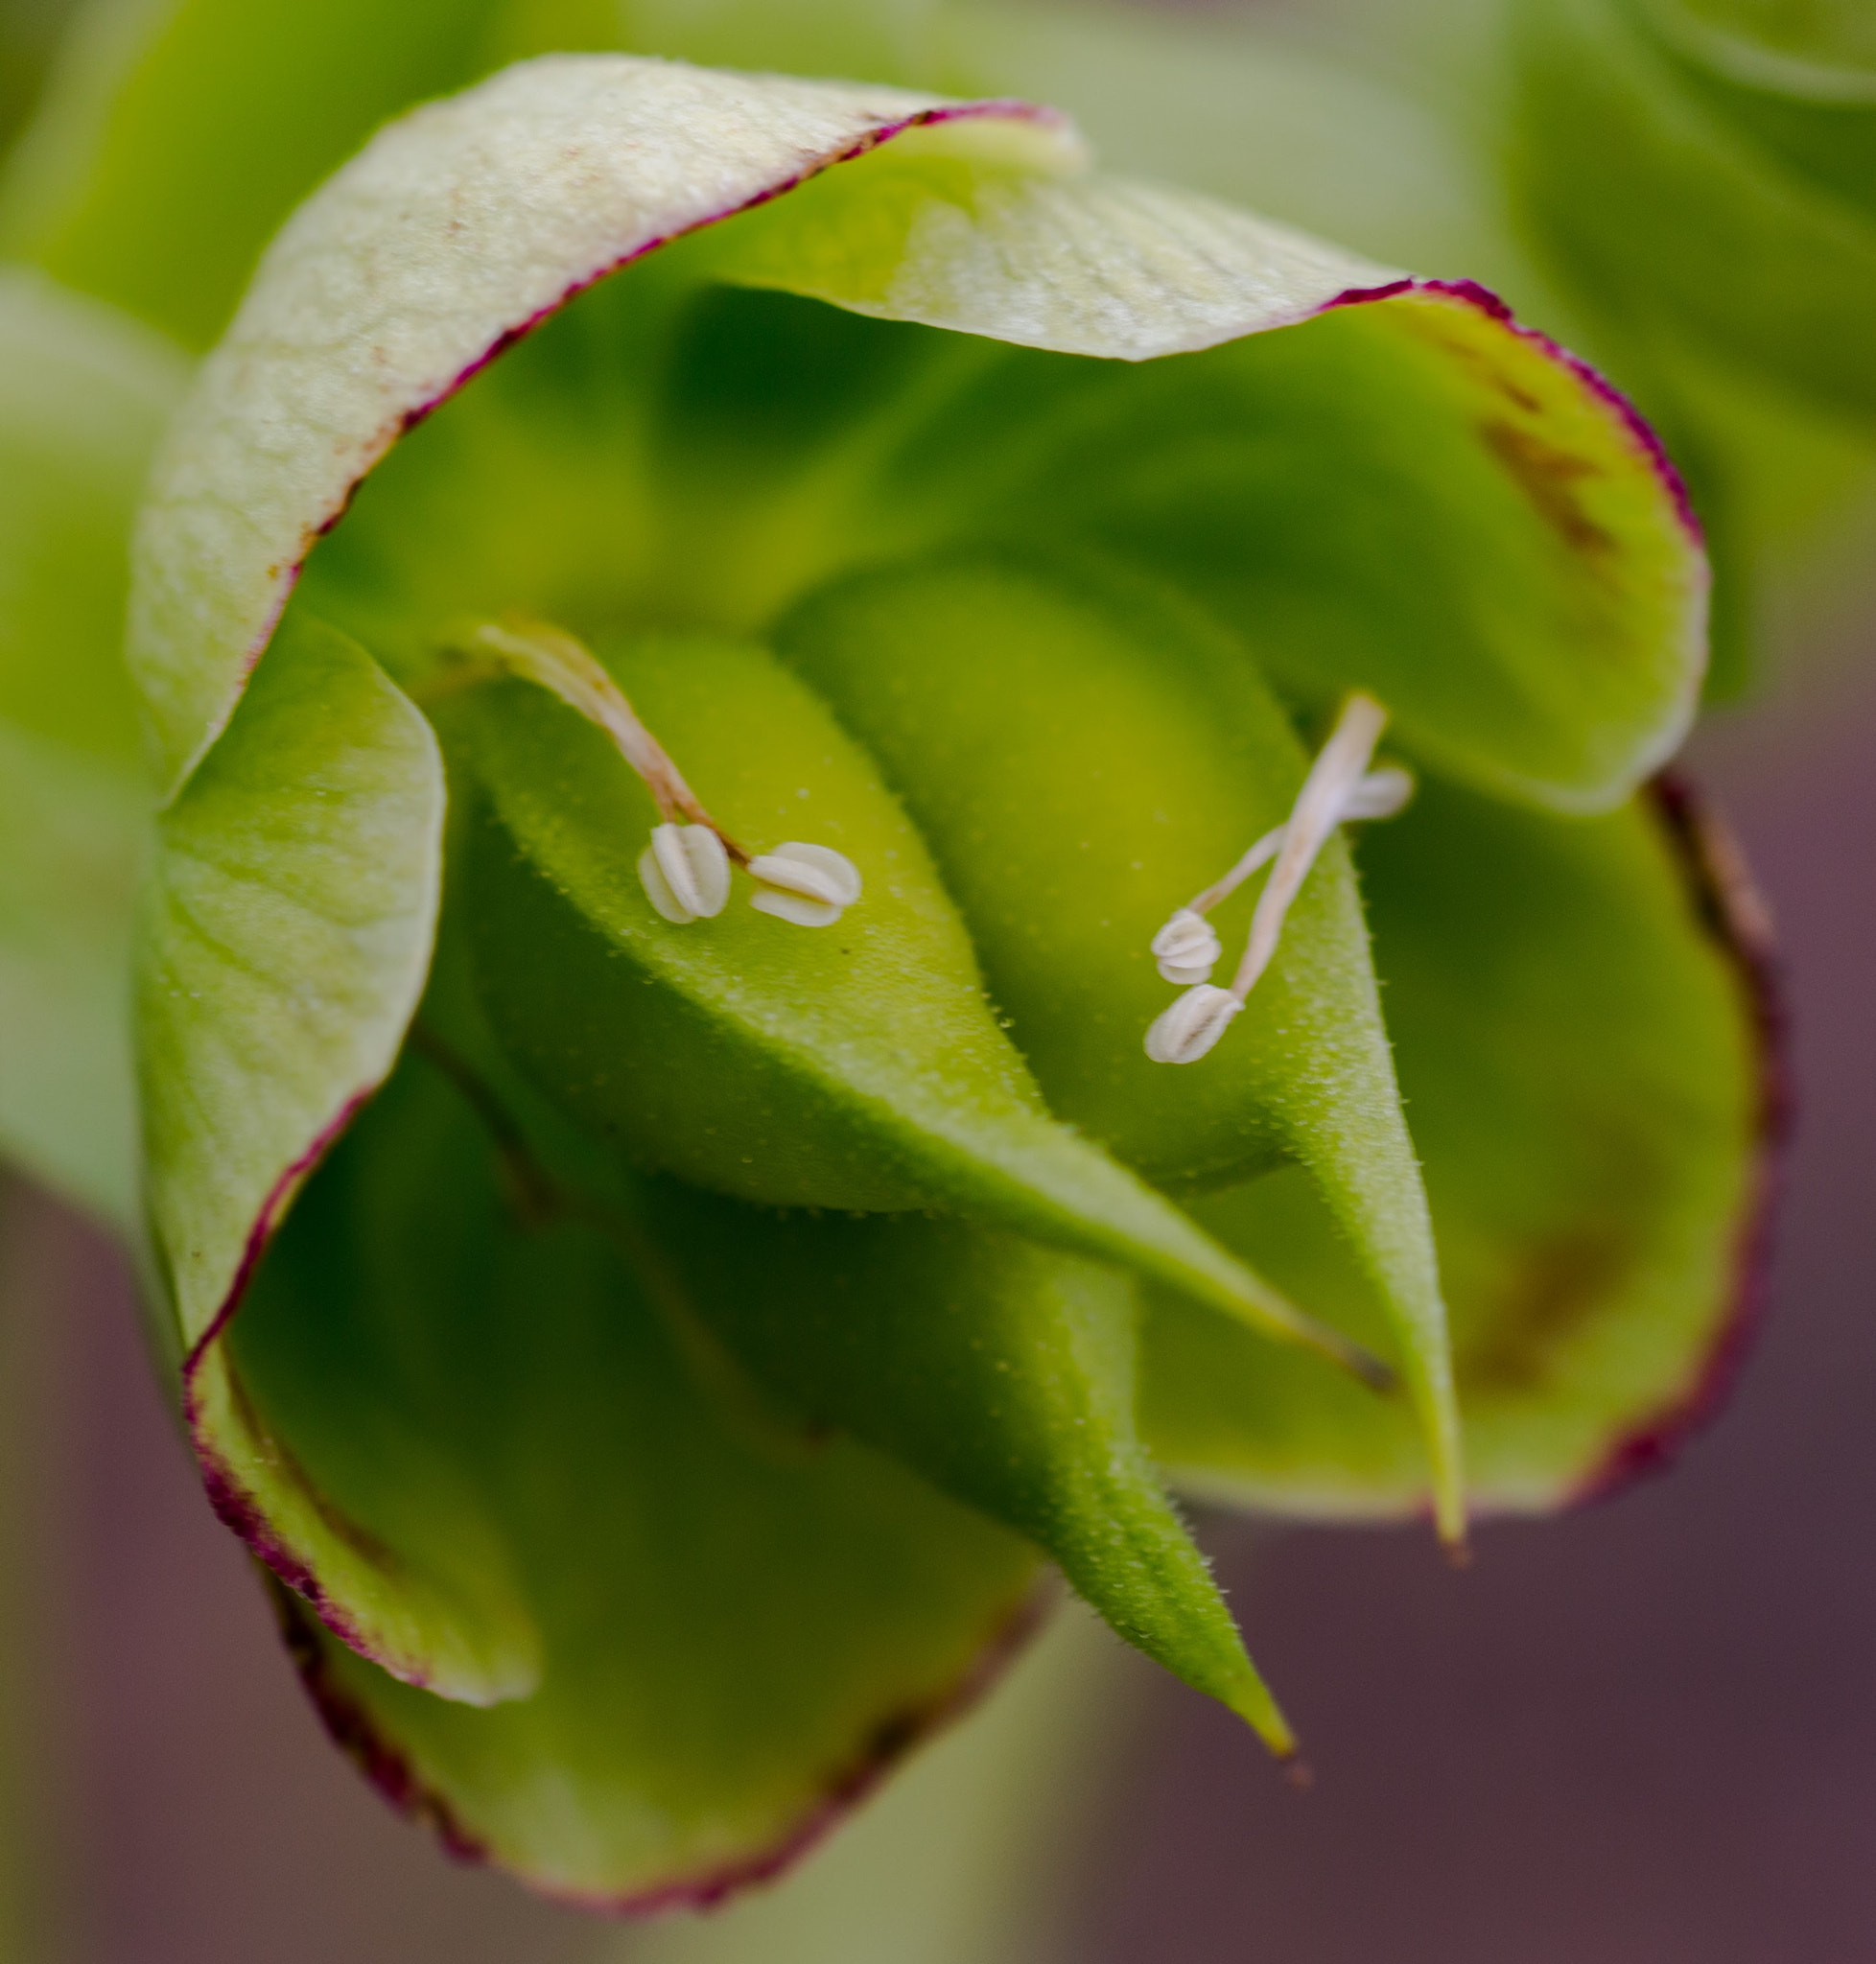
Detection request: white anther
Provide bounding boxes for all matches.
[1340,765,1415,823]
[1143,694,1398,1066]
[639,823,731,924]
[1145,985,1244,1064]
[747,842,863,929]
[1150,908,1224,985]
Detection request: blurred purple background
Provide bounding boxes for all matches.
[5,2,1876,1958]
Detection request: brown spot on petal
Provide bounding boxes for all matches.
[1480,417,1616,558]
[1459,1225,1639,1396]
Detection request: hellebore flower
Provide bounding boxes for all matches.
[0,43,1773,1913]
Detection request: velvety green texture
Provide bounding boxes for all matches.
[1142,779,1761,1514]
[1514,0,1876,419]
[447,635,1348,1368]
[776,549,1458,1529]
[651,1191,1293,1750]
[55,26,1745,1906]
[232,1049,1039,1906]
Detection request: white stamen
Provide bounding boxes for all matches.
[1145,985,1244,1064]
[748,842,862,928]
[440,621,868,936]
[639,823,731,924]
[1145,695,1400,1065]
[1150,908,1225,986]
[467,620,719,834]
[1187,825,1288,919]
[1232,694,1388,1002]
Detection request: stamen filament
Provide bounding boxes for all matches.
[438,618,864,930]
[1231,692,1388,1000]
[462,619,748,861]
[1144,693,1398,1066]
[1189,825,1287,917]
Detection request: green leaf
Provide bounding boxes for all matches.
[135,613,489,1695]
[1512,0,1876,420]
[230,1048,1040,1907]
[811,283,1705,813]
[776,548,1461,1537]
[643,1187,1296,1753]
[1139,778,1768,1515]
[0,269,185,1223]
[446,630,1362,1371]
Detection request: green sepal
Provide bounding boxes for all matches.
[443,631,1362,1372]
[135,615,506,1696]
[776,548,1461,1536]
[1139,778,1766,1515]
[645,1189,1296,1754]
[230,1047,1040,1907]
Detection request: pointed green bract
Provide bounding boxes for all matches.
[645,1192,1294,1753]
[447,633,1353,1368]
[232,1051,1039,1906]
[1140,780,1764,1515]
[777,549,1460,1538]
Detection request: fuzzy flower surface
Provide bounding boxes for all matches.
[0,14,1774,1914]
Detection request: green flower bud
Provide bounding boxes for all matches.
[0,35,1772,1916]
